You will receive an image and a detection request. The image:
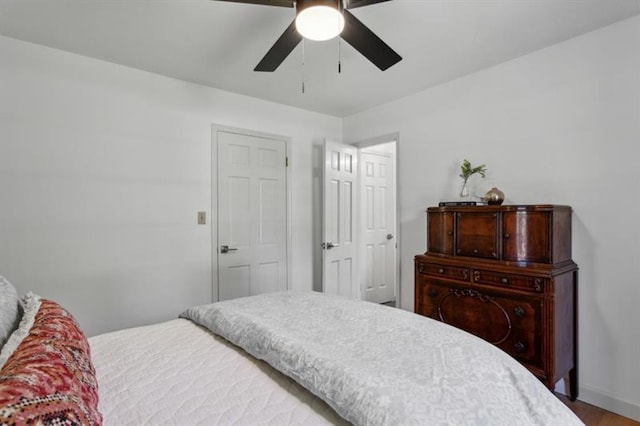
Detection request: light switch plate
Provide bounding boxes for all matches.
[197,211,206,225]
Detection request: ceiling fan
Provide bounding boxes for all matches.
[213,0,402,72]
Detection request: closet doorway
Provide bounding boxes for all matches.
[321,136,398,305]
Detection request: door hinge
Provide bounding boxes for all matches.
[285,156,289,167]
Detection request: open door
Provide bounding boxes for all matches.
[360,145,396,304]
[322,141,358,298]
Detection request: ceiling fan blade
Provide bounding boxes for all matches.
[344,0,390,9]
[211,0,293,7]
[254,20,303,72]
[340,9,401,71]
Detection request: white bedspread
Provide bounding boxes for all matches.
[89,318,348,425]
[182,291,583,426]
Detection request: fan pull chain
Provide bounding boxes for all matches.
[338,38,342,74]
[338,1,343,74]
[301,38,305,94]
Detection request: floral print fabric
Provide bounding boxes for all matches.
[0,299,101,425]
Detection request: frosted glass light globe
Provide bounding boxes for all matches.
[295,6,345,41]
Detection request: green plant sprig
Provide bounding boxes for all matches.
[459,159,487,182]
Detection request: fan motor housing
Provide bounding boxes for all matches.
[296,0,341,14]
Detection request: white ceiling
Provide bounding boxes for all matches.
[1,0,638,117]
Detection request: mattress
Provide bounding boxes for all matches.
[89,319,348,426]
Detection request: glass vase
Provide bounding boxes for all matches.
[459,180,469,198]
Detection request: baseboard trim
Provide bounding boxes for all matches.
[578,385,640,422]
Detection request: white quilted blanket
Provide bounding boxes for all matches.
[181,291,583,426]
[90,319,348,425]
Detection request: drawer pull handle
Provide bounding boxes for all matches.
[447,230,453,236]
[514,307,525,317]
[438,268,445,274]
[514,341,526,353]
[473,249,479,254]
[504,233,511,239]
[532,279,543,291]
[500,277,509,284]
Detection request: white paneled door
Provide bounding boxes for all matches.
[360,149,396,304]
[322,141,358,298]
[217,130,287,301]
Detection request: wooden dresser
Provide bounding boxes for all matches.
[414,204,578,399]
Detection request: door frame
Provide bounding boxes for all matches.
[352,132,400,305]
[211,124,293,302]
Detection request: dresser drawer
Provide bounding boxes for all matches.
[472,269,546,293]
[498,328,540,367]
[416,261,470,281]
[491,296,542,367]
[424,281,543,368]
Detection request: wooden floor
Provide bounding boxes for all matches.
[557,395,640,426]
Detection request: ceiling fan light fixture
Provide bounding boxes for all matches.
[295,3,345,41]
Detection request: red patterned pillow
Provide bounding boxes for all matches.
[0,298,102,425]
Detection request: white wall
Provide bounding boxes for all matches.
[0,35,342,337]
[344,16,640,420]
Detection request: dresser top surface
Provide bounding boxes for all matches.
[427,204,571,213]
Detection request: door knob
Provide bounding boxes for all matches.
[386,233,394,240]
[321,242,339,249]
[220,245,238,254]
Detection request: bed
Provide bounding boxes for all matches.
[1,276,583,425]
